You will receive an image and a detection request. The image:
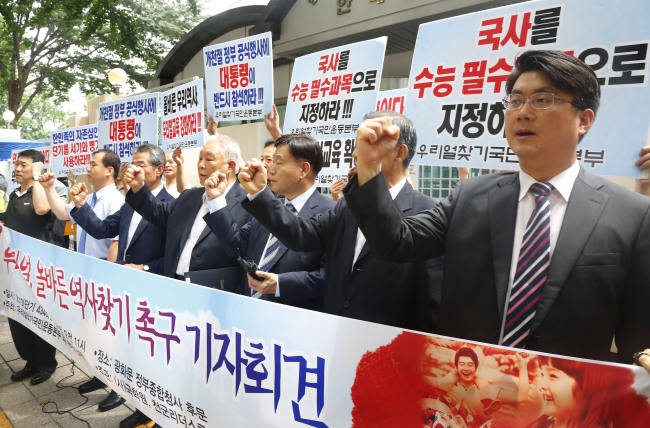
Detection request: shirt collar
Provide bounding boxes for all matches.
[150,184,163,197]
[518,161,579,202]
[284,184,317,213]
[388,177,407,201]
[94,183,117,201]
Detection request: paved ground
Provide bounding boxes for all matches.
[0,315,154,428]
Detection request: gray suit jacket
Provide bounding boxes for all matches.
[345,168,650,363]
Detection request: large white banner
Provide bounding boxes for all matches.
[376,88,407,114]
[3,228,650,427]
[203,32,274,122]
[161,79,205,152]
[98,93,160,163]
[405,0,650,177]
[50,125,97,176]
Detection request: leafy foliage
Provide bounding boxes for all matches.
[0,0,202,127]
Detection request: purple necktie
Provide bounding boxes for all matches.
[502,182,554,348]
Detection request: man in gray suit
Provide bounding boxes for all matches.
[344,50,650,363]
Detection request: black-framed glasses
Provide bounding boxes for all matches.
[502,92,584,110]
[132,162,154,169]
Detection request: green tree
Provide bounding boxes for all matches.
[0,0,202,127]
[14,90,71,140]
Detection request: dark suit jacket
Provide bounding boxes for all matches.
[125,183,251,278]
[345,169,650,363]
[244,182,444,332]
[205,189,335,311]
[70,186,173,275]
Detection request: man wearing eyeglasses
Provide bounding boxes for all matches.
[343,50,650,364]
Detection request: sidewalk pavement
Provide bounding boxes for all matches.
[0,315,152,428]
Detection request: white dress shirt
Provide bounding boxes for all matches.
[352,177,406,269]
[498,161,580,344]
[177,181,235,276]
[124,184,163,258]
[67,183,124,259]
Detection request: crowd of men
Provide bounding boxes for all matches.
[2,49,650,427]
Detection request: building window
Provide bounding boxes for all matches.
[417,166,493,200]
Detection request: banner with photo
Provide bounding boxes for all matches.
[284,37,386,187]
[2,228,650,428]
[161,79,205,152]
[377,88,407,114]
[405,0,650,177]
[50,124,97,176]
[98,93,160,163]
[203,32,274,122]
[6,146,49,196]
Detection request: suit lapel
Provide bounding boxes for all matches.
[179,189,205,248]
[355,183,414,266]
[531,169,608,332]
[489,174,519,320]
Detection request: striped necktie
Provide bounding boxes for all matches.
[77,192,98,255]
[259,202,296,272]
[502,182,554,348]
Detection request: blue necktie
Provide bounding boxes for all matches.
[502,182,553,348]
[77,192,97,255]
[259,202,296,271]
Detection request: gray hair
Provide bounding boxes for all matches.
[206,135,242,174]
[134,143,165,167]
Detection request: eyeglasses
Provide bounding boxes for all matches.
[502,92,584,110]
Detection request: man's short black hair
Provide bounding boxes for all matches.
[92,149,121,179]
[505,50,601,115]
[455,347,479,368]
[274,134,323,176]
[363,110,417,169]
[18,149,45,164]
[263,139,275,148]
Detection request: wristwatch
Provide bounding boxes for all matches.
[143,265,150,272]
[633,351,649,365]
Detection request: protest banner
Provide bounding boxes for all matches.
[161,79,205,152]
[405,0,650,177]
[98,93,160,163]
[284,37,386,186]
[376,88,407,114]
[50,124,97,177]
[6,146,50,196]
[2,228,650,427]
[203,32,273,122]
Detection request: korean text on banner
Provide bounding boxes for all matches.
[161,79,205,152]
[3,228,650,427]
[98,93,160,163]
[203,32,273,122]
[404,0,650,177]
[376,88,407,114]
[50,124,97,176]
[284,37,386,187]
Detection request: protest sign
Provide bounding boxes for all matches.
[203,32,273,121]
[2,228,650,427]
[284,37,386,186]
[161,79,205,152]
[50,124,97,176]
[376,88,407,114]
[405,0,650,177]
[98,93,159,162]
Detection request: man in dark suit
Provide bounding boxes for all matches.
[123,135,251,280]
[69,144,172,274]
[65,144,172,425]
[203,134,335,310]
[344,50,650,363]
[237,112,443,332]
